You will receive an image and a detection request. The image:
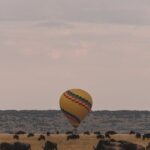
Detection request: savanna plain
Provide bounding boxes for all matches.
[0,133,150,150]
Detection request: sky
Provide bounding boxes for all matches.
[0,0,150,110]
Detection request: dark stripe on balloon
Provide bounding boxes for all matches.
[65,114,79,128]
[61,108,81,124]
[67,90,92,108]
[64,92,91,112]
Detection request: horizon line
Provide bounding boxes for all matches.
[0,109,150,112]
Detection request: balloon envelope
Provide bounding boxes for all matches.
[59,89,93,128]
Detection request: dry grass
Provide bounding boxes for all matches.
[0,134,149,150]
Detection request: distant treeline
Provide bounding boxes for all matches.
[0,110,150,133]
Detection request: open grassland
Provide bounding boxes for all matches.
[0,134,150,150]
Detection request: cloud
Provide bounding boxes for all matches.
[48,50,62,60]
[0,0,150,25]
[0,7,150,110]
[74,47,89,58]
[19,49,41,56]
[33,21,74,29]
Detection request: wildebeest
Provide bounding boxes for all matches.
[105,131,117,138]
[14,142,31,150]
[136,132,141,139]
[43,141,57,150]
[38,135,46,141]
[96,134,105,139]
[143,133,150,140]
[0,142,31,150]
[94,140,122,150]
[67,134,80,140]
[27,133,34,138]
[118,140,145,150]
[46,132,51,136]
[15,131,26,135]
[94,139,145,150]
[129,130,136,134]
[0,142,14,150]
[13,134,19,140]
[66,131,73,135]
[84,131,90,135]
[94,131,101,135]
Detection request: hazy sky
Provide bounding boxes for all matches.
[0,0,150,110]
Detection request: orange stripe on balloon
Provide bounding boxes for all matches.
[67,90,92,108]
[64,92,91,112]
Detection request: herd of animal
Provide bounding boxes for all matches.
[94,139,146,150]
[0,130,150,150]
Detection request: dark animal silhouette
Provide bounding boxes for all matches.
[0,142,31,150]
[143,133,150,140]
[27,133,34,138]
[38,135,46,141]
[43,141,57,150]
[105,134,110,138]
[13,134,19,140]
[0,142,14,150]
[94,131,101,135]
[46,132,51,136]
[84,131,90,135]
[105,131,117,138]
[130,130,136,134]
[15,131,26,135]
[66,131,73,135]
[97,134,105,139]
[119,140,144,150]
[94,139,145,150]
[67,134,80,140]
[14,142,31,150]
[136,132,141,139]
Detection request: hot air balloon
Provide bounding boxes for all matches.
[59,89,93,131]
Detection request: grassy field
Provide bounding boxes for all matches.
[0,134,149,150]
